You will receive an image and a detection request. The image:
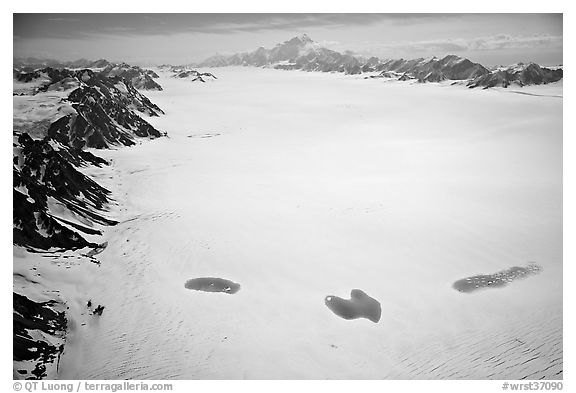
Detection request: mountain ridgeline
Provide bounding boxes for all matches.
[14,61,163,91]
[99,63,162,91]
[15,67,165,149]
[14,57,113,72]
[156,65,218,83]
[47,69,164,149]
[13,61,167,379]
[196,34,563,88]
[198,34,365,75]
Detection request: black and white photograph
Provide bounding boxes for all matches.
[10,8,567,385]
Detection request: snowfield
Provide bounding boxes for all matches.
[53,67,561,379]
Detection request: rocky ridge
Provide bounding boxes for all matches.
[15,68,165,148]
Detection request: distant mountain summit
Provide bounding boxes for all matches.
[196,35,563,88]
[198,34,363,75]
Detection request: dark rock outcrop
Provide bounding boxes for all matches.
[99,63,163,91]
[13,292,67,379]
[370,55,489,83]
[45,69,164,149]
[13,133,116,250]
[172,69,217,81]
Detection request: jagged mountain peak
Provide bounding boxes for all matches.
[284,33,314,45]
[276,34,320,54]
[276,34,316,52]
[468,61,562,88]
[441,54,461,61]
[367,54,489,82]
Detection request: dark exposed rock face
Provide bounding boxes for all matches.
[467,63,563,89]
[14,69,42,83]
[173,70,196,78]
[172,69,217,81]
[44,69,164,149]
[295,49,363,75]
[14,67,165,148]
[398,73,414,81]
[13,133,116,251]
[370,55,490,82]
[13,292,67,379]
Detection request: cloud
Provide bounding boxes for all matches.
[466,34,562,51]
[45,18,80,22]
[355,34,562,57]
[13,14,462,39]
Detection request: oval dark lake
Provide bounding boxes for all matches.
[184,277,241,294]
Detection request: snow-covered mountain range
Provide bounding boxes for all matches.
[467,62,563,88]
[14,59,162,91]
[157,65,218,82]
[99,63,162,91]
[14,68,165,149]
[196,34,563,88]
[14,57,113,72]
[198,34,365,75]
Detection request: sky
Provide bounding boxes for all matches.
[13,14,563,66]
